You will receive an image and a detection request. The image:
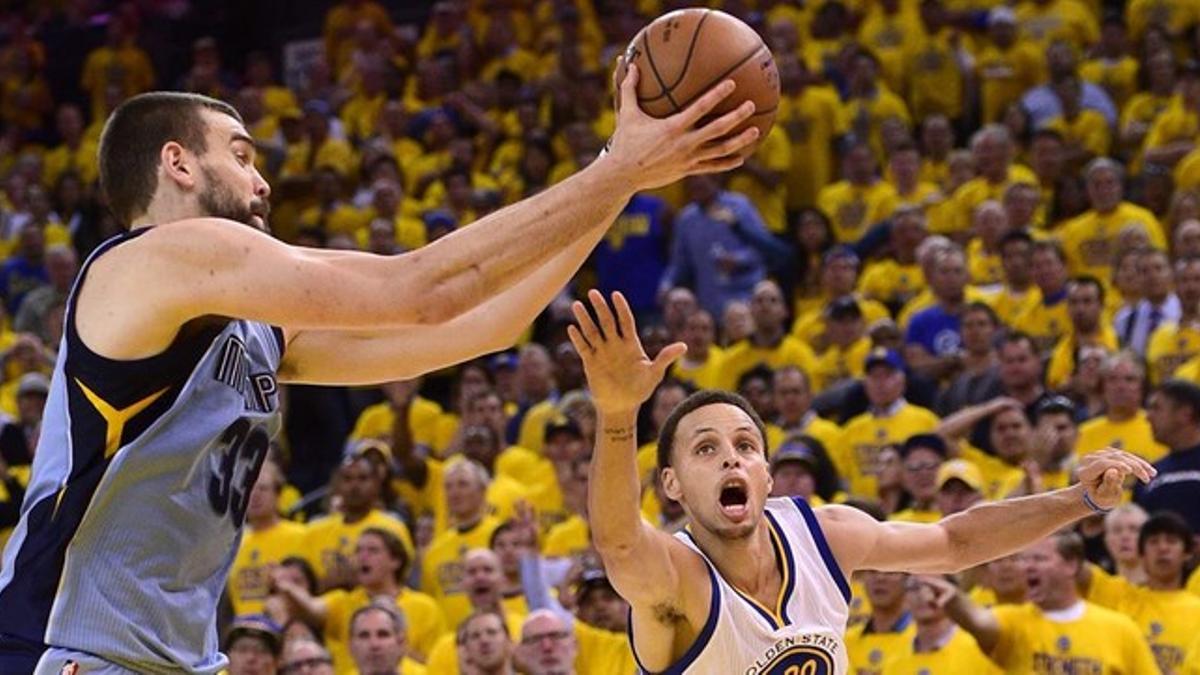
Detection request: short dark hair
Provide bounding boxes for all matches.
[963,301,999,326]
[458,609,510,644]
[657,390,768,470]
[1157,379,1200,422]
[999,229,1034,252]
[360,527,410,582]
[279,556,319,595]
[1067,275,1106,304]
[350,602,407,637]
[1138,511,1195,555]
[1031,240,1067,264]
[999,330,1038,356]
[98,92,242,227]
[1051,530,1086,564]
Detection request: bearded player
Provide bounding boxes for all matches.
[570,291,1155,674]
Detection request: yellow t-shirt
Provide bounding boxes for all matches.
[881,625,1003,675]
[857,6,922,94]
[405,456,530,537]
[903,29,963,122]
[670,347,725,390]
[1013,290,1071,350]
[835,403,940,498]
[1044,110,1112,160]
[1086,565,1200,675]
[80,44,155,121]
[303,510,415,587]
[715,336,819,392]
[1060,202,1165,282]
[1080,56,1141,110]
[888,508,942,524]
[961,444,1025,500]
[1146,322,1200,384]
[1143,96,1198,151]
[990,601,1159,675]
[979,285,1042,328]
[726,125,792,234]
[846,615,917,675]
[349,397,453,456]
[420,515,504,630]
[542,513,590,559]
[1076,411,1169,463]
[844,86,912,160]
[976,42,1046,124]
[966,239,1004,287]
[817,180,900,244]
[1014,0,1099,49]
[1126,0,1199,40]
[779,85,847,210]
[339,92,386,142]
[41,140,99,188]
[948,165,1039,235]
[323,586,446,670]
[573,621,639,675]
[1045,326,1119,390]
[792,297,891,349]
[812,337,873,393]
[229,520,306,616]
[859,261,926,308]
[495,445,556,510]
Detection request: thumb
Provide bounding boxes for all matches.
[1096,467,1122,498]
[652,341,687,375]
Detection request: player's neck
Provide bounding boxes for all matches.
[134,195,204,229]
[692,521,776,595]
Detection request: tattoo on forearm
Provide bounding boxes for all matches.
[604,426,635,443]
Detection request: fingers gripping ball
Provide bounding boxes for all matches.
[618,8,779,157]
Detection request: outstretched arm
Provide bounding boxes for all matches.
[81,66,758,363]
[818,450,1155,575]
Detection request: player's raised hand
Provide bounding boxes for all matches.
[604,60,759,190]
[1076,448,1156,510]
[568,290,686,415]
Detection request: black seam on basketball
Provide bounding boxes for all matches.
[641,30,681,112]
[664,9,711,92]
[675,44,767,111]
[749,106,778,116]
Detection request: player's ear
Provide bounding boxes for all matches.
[661,467,682,501]
[160,140,197,190]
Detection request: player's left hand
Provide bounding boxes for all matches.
[1076,448,1156,510]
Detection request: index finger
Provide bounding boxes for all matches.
[675,79,738,128]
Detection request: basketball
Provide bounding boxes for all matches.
[619,8,779,157]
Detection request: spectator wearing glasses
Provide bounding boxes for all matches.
[279,640,334,675]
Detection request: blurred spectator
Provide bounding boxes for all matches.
[1139,380,1200,532]
[223,616,281,675]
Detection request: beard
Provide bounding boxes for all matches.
[198,165,271,231]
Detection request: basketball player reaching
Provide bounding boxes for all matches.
[0,63,758,674]
[570,291,1156,675]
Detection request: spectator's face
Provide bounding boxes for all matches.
[517,350,554,399]
[876,446,903,491]
[1020,538,1077,609]
[822,257,859,296]
[864,364,904,408]
[930,252,968,302]
[1105,510,1148,565]
[722,302,755,344]
[738,376,775,420]
[1174,222,1200,258]
[985,554,1027,599]
[491,527,534,579]
[1086,168,1123,212]
[1031,249,1066,293]
[1148,51,1176,91]
[461,613,511,670]
[16,392,47,426]
[520,614,577,674]
[338,460,379,512]
[1101,360,1143,415]
[904,577,945,623]
[901,447,942,502]
[682,311,716,354]
[1143,533,1188,583]
[973,136,1008,179]
[935,479,981,515]
[246,467,280,523]
[989,19,1016,46]
[553,343,584,390]
[227,635,277,675]
[1000,239,1033,286]
[891,212,927,253]
[652,385,688,431]
[845,145,875,184]
[889,151,920,186]
[1175,261,1200,307]
[990,408,1031,463]
[1066,284,1102,334]
[350,611,405,675]
[750,283,787,333]
[921,117,953,156]
[974,206,1009,245]
[1140,252,1173,299]
[444,466,487,522]
[578,585,629,632]
[863,570,907,609]
[664,288,698,330]
[462,550,505,607]
[467,394,507,433]
[355,533,400,588]
[1034,412,1077,463]
[770,461,816,498]
[797,211,830,252]
[773,370,811,424]
[56,106,83,140]
[961,309,997,355]
[195,111,272,231]
[280,642,333,675]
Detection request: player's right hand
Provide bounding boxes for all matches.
[603,61,758,191]
[568,290,686,415]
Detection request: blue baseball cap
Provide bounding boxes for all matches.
[864,347,904,371]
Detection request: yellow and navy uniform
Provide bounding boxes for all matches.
[859,261,925,309]
[1076,411,1169,463]
[881,626,1002,675]
[322,586,446,671]
[1146,321,1200,383]
[228,519,306,616]
[835,402,940,499]
[303,510,415,587]
[846,613,916,675]
[989,601,1159,675]
[715,336,819,392]
[1085,565,1200,675]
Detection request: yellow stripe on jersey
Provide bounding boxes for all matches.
[75,379,169,458]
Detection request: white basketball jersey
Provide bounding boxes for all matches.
[631,496,850,675]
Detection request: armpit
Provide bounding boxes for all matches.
[652,601,687,626]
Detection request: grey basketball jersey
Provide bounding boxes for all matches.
[0,229,285,673]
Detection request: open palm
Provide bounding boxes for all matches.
[568,290,686,414]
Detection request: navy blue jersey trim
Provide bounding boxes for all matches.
[629,541,721,675]
[766,510,797,625]
[270,326,286,359]
[791,497,852,603]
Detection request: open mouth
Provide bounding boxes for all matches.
[719,479,750,519]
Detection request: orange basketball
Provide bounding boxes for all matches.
[618,8,779,157]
